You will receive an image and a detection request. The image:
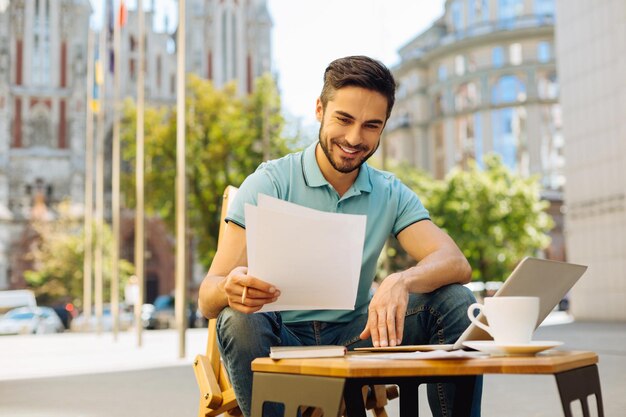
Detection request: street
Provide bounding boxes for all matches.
[1,321,625,417]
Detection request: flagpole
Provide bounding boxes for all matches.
[94,0,108,336]
[134,0,146,348]
[83,28,95,328]
[111,0,123,341]
[175,0,187,359]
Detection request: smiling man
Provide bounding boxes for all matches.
[198,55,481,417]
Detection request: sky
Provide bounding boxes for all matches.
[90,0,445,125]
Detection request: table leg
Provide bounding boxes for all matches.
[251,373,345,417]
[397,381,419,417]
[554,365,604,417]
[343,380,368,417]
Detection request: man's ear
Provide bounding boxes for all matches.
[315,98,324,122]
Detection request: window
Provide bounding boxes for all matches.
[509,43,522,65]
[468,0,489,26]
[492,75,526,104]
[454,82,480,112]
[231,11,237,79]
[433,92,445,117]
[498,0,523,21]
[492,107,522,170]
[493,46,504,68]
[438,64,448,81]
[537,71,558,99]
[451,0,463,31]
[455,115,477,168]
[32,0,51,85]
[534,0,555,16]
[540,103,564,189]
[537,41,551,63]
[455,55,466,76]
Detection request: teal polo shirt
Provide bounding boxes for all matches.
[226,141,430,323]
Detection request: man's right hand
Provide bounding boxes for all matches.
[221,266,280,314]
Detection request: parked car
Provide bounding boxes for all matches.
[0,290,37,315]
[144,295,198,329]
[70,304,134,332]
[0,306,65,335]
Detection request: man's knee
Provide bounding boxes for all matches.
[216,307,280,355]
[435,283,476,308]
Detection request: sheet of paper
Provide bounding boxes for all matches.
[348,350,486,360]
[245,195,366,312]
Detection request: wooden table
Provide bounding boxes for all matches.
[250,350,604,417]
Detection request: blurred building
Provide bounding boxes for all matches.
[385,0,564,260]
[185,0,273,94]
[0,0,92,290]
[0,0,273,294]
[555,0,626,321]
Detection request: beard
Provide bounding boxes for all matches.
[318,121,380,174]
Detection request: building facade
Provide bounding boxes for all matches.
[185,0,272,94]
[385,0,564,261]
[388,0,560,188]
[0,0,92,289]
[0,0,273,296]
[555,0,626,321]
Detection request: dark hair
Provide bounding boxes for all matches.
[320,55,396,120]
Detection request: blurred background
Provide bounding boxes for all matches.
[0,0,625,416]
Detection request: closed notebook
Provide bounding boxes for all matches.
[269,345,347,359]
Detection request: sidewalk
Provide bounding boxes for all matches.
[2,316,625,417]
[1,328,209,381]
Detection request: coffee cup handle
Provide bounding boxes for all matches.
[467,302,494,338]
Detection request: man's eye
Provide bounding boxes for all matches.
[337,118,350,124]
[364,124,380,130]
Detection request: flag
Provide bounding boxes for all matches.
[95,60,104,85]
[119,0,127,27]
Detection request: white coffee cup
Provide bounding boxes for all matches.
[467,296,540,345]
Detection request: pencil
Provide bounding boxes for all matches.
[241,286,248,304]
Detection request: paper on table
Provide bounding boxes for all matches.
[244,194,366,312]
[349,350,486,360]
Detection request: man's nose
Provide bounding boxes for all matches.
[344,125,362,145]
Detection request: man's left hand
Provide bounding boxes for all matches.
[359,274,409,347]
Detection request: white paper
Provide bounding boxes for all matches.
[245,194,366,312]
[348,350,487,360]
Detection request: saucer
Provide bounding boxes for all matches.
[463,341,563,356]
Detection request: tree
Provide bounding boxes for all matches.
[120,74,295,269]
[381,154,553,283]
[23,201,134,307]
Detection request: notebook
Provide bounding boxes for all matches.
[355,257,588,352]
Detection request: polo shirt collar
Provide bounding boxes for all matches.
[302,141,373,194]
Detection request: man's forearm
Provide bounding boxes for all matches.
[395,249,471,294]
[198,275,229,319]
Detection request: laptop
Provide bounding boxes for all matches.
[355,257,588,352]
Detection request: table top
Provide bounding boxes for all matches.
[251,350,598,378]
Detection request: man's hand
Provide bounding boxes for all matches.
[359,274,409,347]
[221,266,280,314]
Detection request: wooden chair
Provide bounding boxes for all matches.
[193,186,398,417]
[194,186,241,417]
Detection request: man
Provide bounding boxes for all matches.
[199,55,481,417]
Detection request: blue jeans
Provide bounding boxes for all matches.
[217,283,482,417]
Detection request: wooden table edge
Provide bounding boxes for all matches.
[251,350,598,378]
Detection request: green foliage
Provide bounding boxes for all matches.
[381,154,554,282]
[120,74,295,268]
[23,201,134,307]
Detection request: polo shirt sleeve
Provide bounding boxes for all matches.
[225,164,279,229]
[392,179,431,237]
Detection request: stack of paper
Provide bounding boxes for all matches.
[244,194,366,312]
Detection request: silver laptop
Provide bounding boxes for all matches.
[355,257,588,352]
